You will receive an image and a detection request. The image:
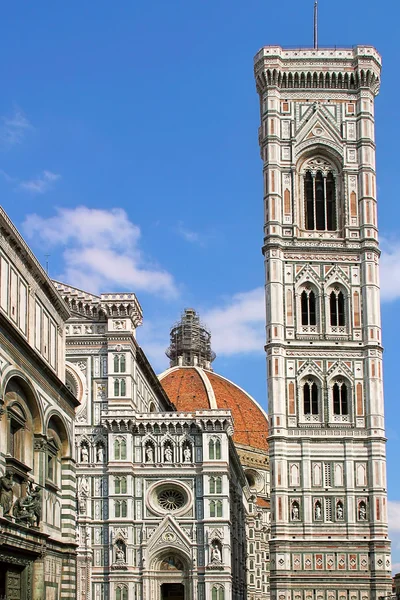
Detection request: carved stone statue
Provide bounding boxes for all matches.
[115,544,126,564]
[211,542,222,564]
[78,476,90,513]
[183,446,191,463]
[81,445,89,463]
[314,501,322,520]
[13,481,42,527]
[96,445,104,462]
[291,502,299,520]
[146,445,154,463]
[0,470,14,516]
[336,502,344,520]
[359,502,367,521]
[164,446,173,463]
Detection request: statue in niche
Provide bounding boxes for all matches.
[314,501,322,520]
[78,476,90,512]
[336,501,344,520]
[115,542,126,564]
[145,445,154,463]
[0,470,14,517]
[183,446,192,463]
[358,501,367,521]
[96,445,104,462]
[164,445,173,463]
[13,481,42,527]
[81,444,89,463]
[211,541,222,564]
[291,501,300,520]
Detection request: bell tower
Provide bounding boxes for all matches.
[254,46,391,600]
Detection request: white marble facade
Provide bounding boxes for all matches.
[0,208,78,600]
[54,282,248,600]
[254,45,391,600]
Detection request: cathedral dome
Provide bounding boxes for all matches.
[159,366,269,451]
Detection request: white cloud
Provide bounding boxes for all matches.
[380,240,400,302]
[19,170,60,194]
[23,206,178,298]
[0,109,32,146]
[389,500,400,532]
[202,287,265,356]
[176,221,201,244]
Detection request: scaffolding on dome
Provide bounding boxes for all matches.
[166,308,216,370]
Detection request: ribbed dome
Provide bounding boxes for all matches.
[159,366,268,451]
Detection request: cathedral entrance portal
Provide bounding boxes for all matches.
[161,583,185,600]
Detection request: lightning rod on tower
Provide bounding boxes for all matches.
[314,0,318,49]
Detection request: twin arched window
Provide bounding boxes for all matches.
[210,476,222,494]
[210,500,223,517]
[114,438,127,460]
[114,354,126,373]
[115,476,127,494]
[333,381,348,415]
[209,438,221,460]
[303,380,319,415]
[116,585,128,600]
[114,378,126,396]
[301,290,316,326]
[302,380,349,417]
[212,586,225,600]
[115,500,127,518]
[304,168,336,231]
[330,290,345,327]
[299,288,346,329]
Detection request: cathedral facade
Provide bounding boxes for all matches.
[254,45,391,600]
[53,286,260,600]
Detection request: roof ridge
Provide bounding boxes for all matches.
[194,367,217,409]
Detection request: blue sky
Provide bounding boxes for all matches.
[1,0,400,567]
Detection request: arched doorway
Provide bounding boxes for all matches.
[161,582,185,600]
[147,552,190,600]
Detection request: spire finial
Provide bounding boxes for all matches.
[314,1,318,49]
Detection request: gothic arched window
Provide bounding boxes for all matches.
[303,162,337,231]
[120,438,127,460]
[303,381,319,415]
[333,381,348,415]
[215,439,221,459]
[116,585,128,600]
[330,290,345,327]
[301,290,316,326]
[209,439,215,459]
[114,439,121,460]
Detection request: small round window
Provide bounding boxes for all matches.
[147,480,192,517]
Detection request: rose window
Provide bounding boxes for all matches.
[157,489,185,511]
[147,480,192,516]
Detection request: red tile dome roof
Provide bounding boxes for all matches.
[159,367,268,451]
